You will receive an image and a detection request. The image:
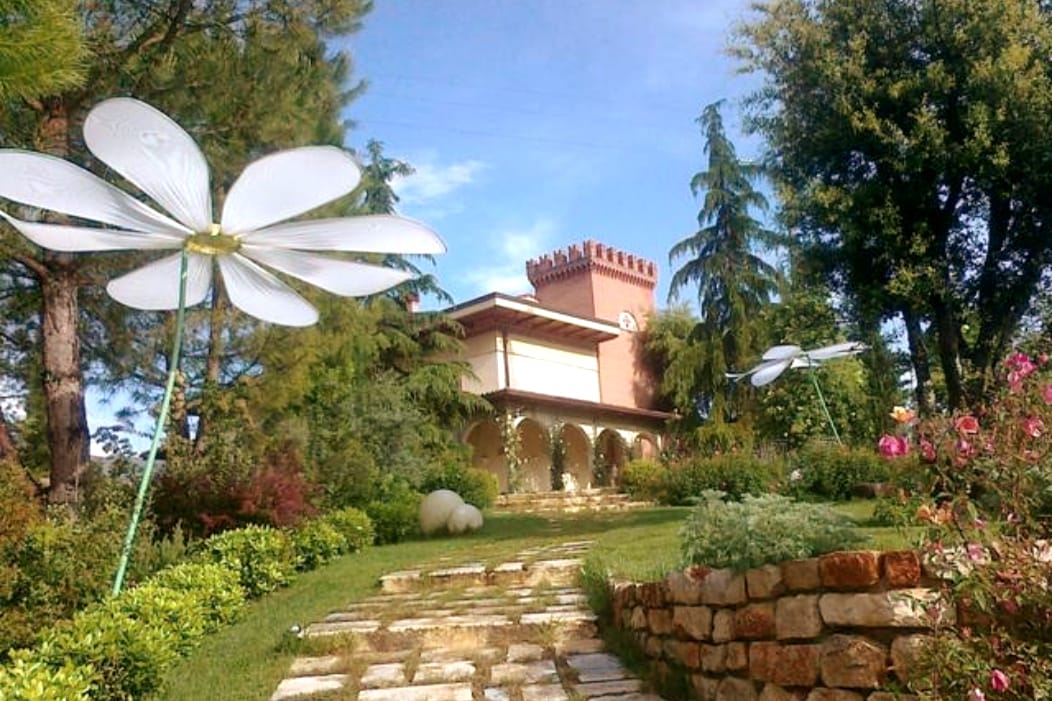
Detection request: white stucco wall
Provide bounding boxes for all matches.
[505,334,600,402]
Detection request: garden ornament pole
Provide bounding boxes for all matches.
[112,249,189,594]
[726,341,865,446]
[0,97,445,595]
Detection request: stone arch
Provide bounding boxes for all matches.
[464,419,507,491]
[633,432,660,460]
[595,428,628,487]
[516,418,549,493]
[559,423,591,491]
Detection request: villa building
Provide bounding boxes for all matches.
[446,241,673,493]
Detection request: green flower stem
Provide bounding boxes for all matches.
[112,249,190,595]
[808,363,842,445]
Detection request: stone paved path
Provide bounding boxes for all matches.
[270,540,665,701]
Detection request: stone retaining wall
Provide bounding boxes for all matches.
[611,550,938,700]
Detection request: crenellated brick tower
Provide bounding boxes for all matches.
[526,241,658,409]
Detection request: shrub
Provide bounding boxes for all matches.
[421,462,499,508]
[580,556,613,622]
[0,657,93,701]
[146,562,245,631]
[0,460,41,549]
[290,519,345,571]
[620,459,668,501]
[365,476,421,545]
[663,454,783,504]
[33,608,180,700]
[199,525,295,598]
[680,492,865,571]
[789,443,892,500]
[323,507,374,553]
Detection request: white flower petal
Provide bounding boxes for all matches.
[218,253,318,326]
[0,150,189,235]
[241,245,412,296]
[106,252,213,310]
[221,147,360,234]
[0,211,183,252]
[805,341,867,361]
[761,344,802,361]
[84,98,213,231]
[241,214,446,254]
[751,358,794,387]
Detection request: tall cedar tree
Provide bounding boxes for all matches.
[668,100,782,425]
[737,0,1052,410]
[0,0,85,102]
[0,0,371,503]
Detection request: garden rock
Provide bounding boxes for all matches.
[447,503,484,534]
[420,490,464,535]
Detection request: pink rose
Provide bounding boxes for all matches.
[1024,416,1044,438]
[969,688,987,701]
[1043,383,1052,405]
[920,438,937,463]
[955,415,980,434]
[990,669,1009,692]
[878,434,908,457]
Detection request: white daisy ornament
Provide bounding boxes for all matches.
[0,97,444,326]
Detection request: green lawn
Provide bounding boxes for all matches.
[153,502,905,701]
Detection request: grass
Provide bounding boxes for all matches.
[153,500,908,701]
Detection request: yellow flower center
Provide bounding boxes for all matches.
[184,223,241,255]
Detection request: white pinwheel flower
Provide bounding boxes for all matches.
[727,342,867,387]
[0,97,444,326]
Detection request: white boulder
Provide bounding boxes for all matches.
[419,489,463,535]
[447,503,484,534]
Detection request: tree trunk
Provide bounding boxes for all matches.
[903,308,935,415]
[41,256,90,505]
[0,403,19,463]
[931,295,965,410]
[194,269,226,453]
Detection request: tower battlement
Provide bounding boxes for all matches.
[526,240,657,290]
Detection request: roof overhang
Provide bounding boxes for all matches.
[484,388,675,426]
[445,293,620,343]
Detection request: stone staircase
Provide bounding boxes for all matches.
[493,489,650,514]
[270,540,665,701]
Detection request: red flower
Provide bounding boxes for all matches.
[990,669,1009,692]
[1043,383,1052,405]
[955,415,980,434]
[878,434,909,457]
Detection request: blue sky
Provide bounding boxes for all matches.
[87,0,766,452]
[337,0,764,307]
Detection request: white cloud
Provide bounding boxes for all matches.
[463,218,558,295]
[393,159,486,205]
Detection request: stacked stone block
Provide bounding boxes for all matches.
[611,551,938,701]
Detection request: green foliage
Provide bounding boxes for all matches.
[667,100,783,425]
[0,507,156,655]
[322,507,374,554]
[579,556,613,622]
[871,495,924,529]
[663,454,783,504]
[421,462,499,509]
[147,562,245,631]
[620,459,668,501]
[0,656,93,701]
[0,459,40,548]
[0,0,86,102]
[290,519,345,571]
[680,492,865,572]
[788,443,891,500]
[738,0,1052,409]
[199,525,295,598]
[365,477,421,545]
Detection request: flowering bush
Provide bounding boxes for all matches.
[879,353,1052,699]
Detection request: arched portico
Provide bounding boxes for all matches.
[560,423,591,490]
[595,428,628,486]
[633,432,660,460]
[464,419,507,491]
[516,418,549,492]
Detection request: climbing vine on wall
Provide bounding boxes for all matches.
[498,410,524,494]
[549,421,566,491]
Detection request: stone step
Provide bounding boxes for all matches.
[494,489,651,513]
[380,556,584,593]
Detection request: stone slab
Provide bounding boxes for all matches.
[270,674,348,701]
[360,662,406,688]
[413,661,476,684]
[358,683,473,701]
[523,683,570,701]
